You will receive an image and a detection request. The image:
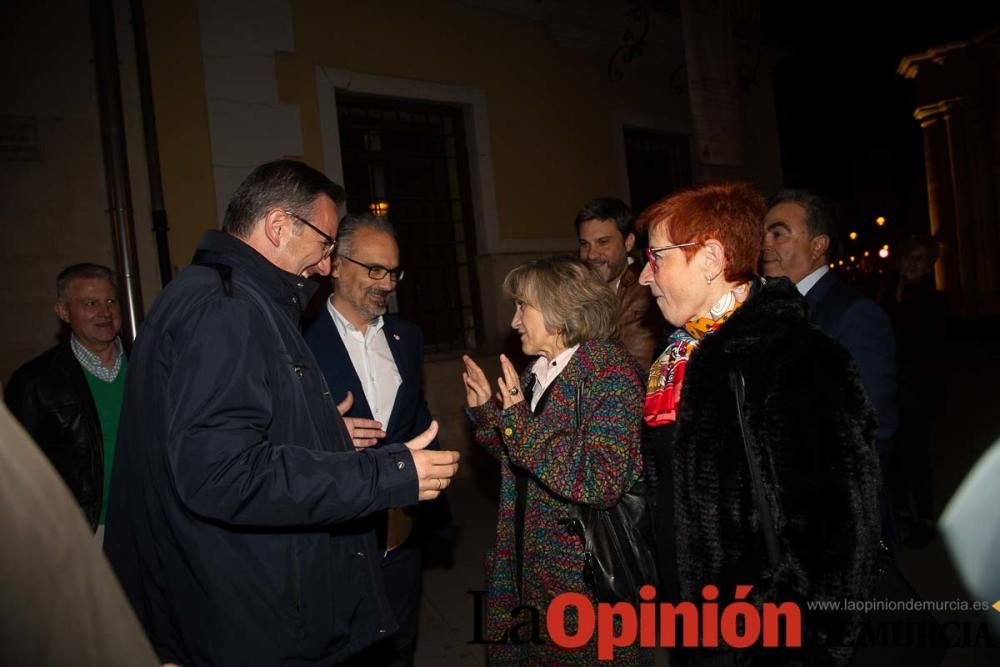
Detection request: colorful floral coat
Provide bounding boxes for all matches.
[471,339,646,666]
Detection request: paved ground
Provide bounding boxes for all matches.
[414,348,1000,666]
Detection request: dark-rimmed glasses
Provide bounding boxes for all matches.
[645,242,700,272]
[339,255,406,282]
[284,210,336,259]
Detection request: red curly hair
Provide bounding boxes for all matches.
[637,182,765,282]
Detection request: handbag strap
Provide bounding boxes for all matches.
[729,369,782,568]
[575,381,593,528]
[575,381,583,426]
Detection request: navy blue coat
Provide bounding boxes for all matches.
[806,270,898,445]
[104,231,417,667]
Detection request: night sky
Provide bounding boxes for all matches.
[761,2,999,242]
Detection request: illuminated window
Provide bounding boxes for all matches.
[337,92,482,351]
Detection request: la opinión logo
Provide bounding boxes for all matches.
[470,584,802,661]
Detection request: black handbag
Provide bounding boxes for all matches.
[730,370,944,666]
[563,381,658,605]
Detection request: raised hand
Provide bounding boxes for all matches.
[461,355,492,408]
[495,354,524,410]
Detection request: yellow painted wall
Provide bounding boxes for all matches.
[146,0,688,255]
[146,0,216,267]
[288,0,686,241]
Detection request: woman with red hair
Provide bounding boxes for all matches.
[638,182,881,666]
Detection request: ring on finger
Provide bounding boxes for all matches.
[509,387,519,396]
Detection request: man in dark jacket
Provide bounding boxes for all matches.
[761,191,897,468]
[5,263,126,536]
[575,198,662,371]
[103,160,459,667]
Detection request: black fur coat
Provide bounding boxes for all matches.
[671,277,881,666]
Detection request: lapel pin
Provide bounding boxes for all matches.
[393,334,400,341]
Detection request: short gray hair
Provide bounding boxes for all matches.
[336,212,398,257]
[503,256,618,346]
[56,263,117,300]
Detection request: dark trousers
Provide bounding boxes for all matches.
[889,390,935,522]
[347,539,423,667]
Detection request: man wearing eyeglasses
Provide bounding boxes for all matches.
[575,197,662,371]
[103,161,460,667]
[305,212,448,667]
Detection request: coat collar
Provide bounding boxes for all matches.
[703,277,810,360]
[617,263,641,292]
[804,268,838,309]
[192,230,318,322]
[519,338,619,390]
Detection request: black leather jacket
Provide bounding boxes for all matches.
[5,341,104,530]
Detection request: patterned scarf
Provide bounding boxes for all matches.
[643,282,750,426]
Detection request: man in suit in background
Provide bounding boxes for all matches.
[761,189,898,480]
[306,212,446,667]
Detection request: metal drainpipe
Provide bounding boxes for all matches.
[131,0,173,287]
[90,0,144,345]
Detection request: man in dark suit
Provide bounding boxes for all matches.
[761,190,898,476]
[305,212,446,667]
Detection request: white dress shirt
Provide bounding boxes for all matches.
[796,265,829,297]
[327,300,402,427]
[528,344,580,412]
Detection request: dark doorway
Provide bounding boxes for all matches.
[624,126,693,216]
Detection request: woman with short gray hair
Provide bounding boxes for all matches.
[462,255,646,665]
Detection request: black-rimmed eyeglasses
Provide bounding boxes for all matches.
[284,210,336,259]
[645,242,700,272]
[339,255,405,282]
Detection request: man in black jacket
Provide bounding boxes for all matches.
[103,160,459,667]
[5,263,126,537]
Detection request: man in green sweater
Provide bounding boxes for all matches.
[4,263,126,543]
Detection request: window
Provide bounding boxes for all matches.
[337,92,483,353]
[624,126,693,216]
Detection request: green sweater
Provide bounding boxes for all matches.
[83,357,128,524]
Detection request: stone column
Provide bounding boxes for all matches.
[915,96,999,316]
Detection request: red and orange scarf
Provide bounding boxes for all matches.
[643,282,750,426]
